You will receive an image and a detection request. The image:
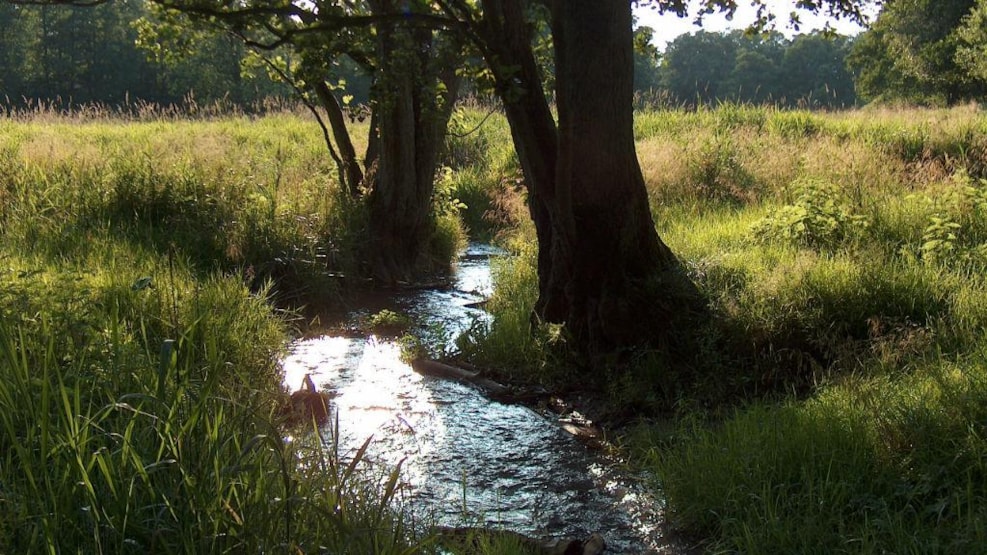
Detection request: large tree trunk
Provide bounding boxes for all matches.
[477,0,561,319]
[548,0,688,352]
[485,0,696,356]
[364,2,461,283]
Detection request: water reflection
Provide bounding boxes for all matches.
[281,245,684,553]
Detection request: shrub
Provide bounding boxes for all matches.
[687,133,759,204]
[750,177,869,249]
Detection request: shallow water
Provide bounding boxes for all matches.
[282,245,686,553]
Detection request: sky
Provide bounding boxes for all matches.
[633,0,877,50]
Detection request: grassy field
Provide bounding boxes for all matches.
[0,109,468,553]
[463,103,987,553]
[3,102,987,553]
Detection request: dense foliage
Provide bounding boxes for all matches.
[847,0,987,104]
[645,29,857,108]
[0,0,288,108]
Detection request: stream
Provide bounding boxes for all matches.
[281,244,687,554]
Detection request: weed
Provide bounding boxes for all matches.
[367,309,415,336]
[687,133,759,204]
[751,177,869,249]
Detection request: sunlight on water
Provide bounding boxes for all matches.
[280,245,688,553]
[281,335,352,392]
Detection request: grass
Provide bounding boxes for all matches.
[6,100,987,553]
[0,111,466,307]
[0,251,424,552]
[649,357,987,553]
[0,106,489,553]
[1,115,346,307]
[465,102,987,552]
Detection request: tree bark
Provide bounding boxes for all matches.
[484,0,697,356]
[476,0,562,319]
[549,0,689,352]
[365,4,461,283]
[314,81,364,197]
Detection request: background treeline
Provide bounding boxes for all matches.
[3,0,987,111]
[1,1,858,111]
[642,0,987,108]
[635,29,857,109]
[0,0,289,109]
[848,0,987,106]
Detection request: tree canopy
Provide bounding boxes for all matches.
[956,0,987,82]
[848,0,987,104]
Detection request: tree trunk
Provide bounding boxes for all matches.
[365,6,461,283]
[477,0,562,320]
[314,82,364,197]
[486,0,697,356]
[549,0,690,352]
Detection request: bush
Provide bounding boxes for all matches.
[750,177,869,249]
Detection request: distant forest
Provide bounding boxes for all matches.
[0,0,290,109]
[634,28,857,109]
[2,0,986,110]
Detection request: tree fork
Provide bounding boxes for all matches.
[481,0,699,356]
[366,2,462,283]
[314,82,363,197]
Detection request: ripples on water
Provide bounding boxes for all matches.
[281,245,682,553]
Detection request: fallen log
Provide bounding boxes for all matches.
[433,526,605,555]
[411,359,605,448]
[411,358,510,398]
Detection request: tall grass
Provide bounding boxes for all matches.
[0,111,467,307]
[0,115,350,307]
[0,108,497,553]
[443,104,522,241]
[465,103,987,552]
[0,251,425,552]
[652,357,987,553]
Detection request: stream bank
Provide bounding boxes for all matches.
[281,244,694,554]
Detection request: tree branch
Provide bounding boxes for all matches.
[8,0,108,4]
[257,53,349,192]
[150,1,468,35]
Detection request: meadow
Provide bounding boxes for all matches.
[465,103,987,553]
[0,108,442,553]
[2,101,987,553]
